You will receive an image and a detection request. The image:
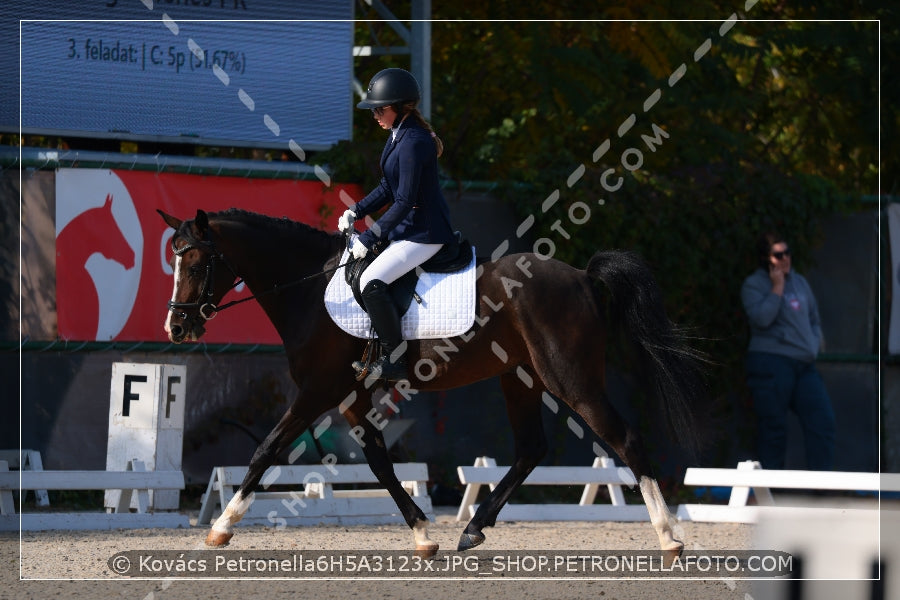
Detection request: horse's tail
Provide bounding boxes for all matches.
[586,250,709,459]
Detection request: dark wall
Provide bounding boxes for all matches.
[805,211,880,472]
[11,350,295,485]
[806,211,877,355]
[6,349,646,488]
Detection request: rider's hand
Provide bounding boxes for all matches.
[338,209,356,233]
[351,238,369,259]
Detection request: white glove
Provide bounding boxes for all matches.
[351,239,369,259]
[338,209,356,233]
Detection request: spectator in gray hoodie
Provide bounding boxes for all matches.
[740,231,835,470]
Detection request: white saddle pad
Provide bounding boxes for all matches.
[324,247,477,340]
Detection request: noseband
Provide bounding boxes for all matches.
[167,237,240,323]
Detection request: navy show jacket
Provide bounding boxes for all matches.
[353,118,455,249]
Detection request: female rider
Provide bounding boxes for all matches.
[338,68,456,384]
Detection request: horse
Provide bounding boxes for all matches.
[158,207,708,560]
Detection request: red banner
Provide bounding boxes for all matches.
[55,168,364,344]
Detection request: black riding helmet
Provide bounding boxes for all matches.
[356,68,421,109]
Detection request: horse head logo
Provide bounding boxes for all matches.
[56,186,141,340]
[91,194,135,268]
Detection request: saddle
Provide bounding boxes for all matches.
[345,233,474,316]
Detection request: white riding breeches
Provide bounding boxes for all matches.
[358,239,444,290]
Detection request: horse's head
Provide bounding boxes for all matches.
[158,209,238,343]
[89,194,136,269]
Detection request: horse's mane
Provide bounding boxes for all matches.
[209,208,341,255]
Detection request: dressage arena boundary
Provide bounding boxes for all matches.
[455,456,649,522]
[0,458,189,531]
[676,460,900,523]
[0,449,49,507]
[752,505,900,598]
[197,462,433,526]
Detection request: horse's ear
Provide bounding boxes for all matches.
[195,210,209,235]
[157,209,182,230]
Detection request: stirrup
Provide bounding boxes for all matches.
[368,355,408,383]
[362,356,408,391]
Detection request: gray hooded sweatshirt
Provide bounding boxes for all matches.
[740,268,823,364]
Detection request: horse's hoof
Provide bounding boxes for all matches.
[415,543,439,559]
[205,531,233,548]
[662,544,684,567]
[457,530,485,551]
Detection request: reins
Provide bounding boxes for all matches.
[214,257,354,313]
[171,230,355,319]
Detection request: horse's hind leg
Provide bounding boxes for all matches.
[458,371,547,551]
[530,342,684,557]
[556,383,683,557]
[206,405,309,547]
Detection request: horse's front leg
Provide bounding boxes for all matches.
[344,397,438,557]
[206,405,309,547]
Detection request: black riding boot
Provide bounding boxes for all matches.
[361,280,408,382]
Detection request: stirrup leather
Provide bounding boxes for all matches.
[352,328,378,381]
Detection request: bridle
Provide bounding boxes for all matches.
[166,230,356,324]
[167,236,242,323]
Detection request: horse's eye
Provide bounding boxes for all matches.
[188,264,205,277]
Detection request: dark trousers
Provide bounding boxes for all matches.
[745,351,835,470]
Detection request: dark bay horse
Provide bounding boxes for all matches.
[159,208,708,558]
